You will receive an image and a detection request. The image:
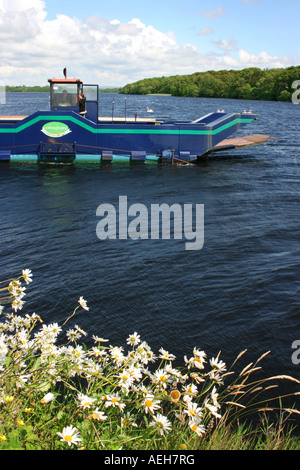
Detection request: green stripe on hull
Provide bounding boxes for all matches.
[0,115,253,136]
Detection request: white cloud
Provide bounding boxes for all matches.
[0,1,298,86]
[199,27,214,36]
[212,37,238,51]
[199,5,225,19]
[238,49,287,68]
[0,0,46,41]
[241,0,261,5]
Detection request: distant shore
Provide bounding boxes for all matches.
[5,65,300,103]
[5,86,120,93]
[119,65,300,102]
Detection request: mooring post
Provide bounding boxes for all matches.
[171,149,175,165]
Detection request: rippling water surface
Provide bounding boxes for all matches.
[1,92,300,393]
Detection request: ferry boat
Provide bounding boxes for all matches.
[0,73,272,165]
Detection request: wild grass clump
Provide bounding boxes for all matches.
[0,270,299,450]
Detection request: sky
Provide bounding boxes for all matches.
[0,0,299,87]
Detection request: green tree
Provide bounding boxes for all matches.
[278,90,291,102]
[118,65,300,101]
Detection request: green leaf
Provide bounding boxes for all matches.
[32,357,41,371]
[34,381,51,393]
[6,430,22,450]
[5,356,12,368]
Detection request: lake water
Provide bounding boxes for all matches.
[0,92,300,401]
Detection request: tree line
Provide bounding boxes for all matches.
[5,86,120,93]
[6,85,50,92]
[119,66,300,102]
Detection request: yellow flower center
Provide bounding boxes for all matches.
[191,424,197,432]
[5,396,14,402]
[65,435,72,442]
[145,399,153,408]
[112,397,118,403]
[170,390,180,400]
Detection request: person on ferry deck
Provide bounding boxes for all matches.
[59,90,71,106]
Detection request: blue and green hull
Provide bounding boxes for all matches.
[0,110,257,164]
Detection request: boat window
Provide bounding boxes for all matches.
[82,84,98,103]
[51,83,79,107]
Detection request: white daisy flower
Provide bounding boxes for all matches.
[75,325,87,336]
[209,371,224,385]
[127,365,143,382]
[89,408,107,421]
[109,346,125,365]
[184,354,205,370]
[78,296,89,311]
[88,346,107,358]
[210,357,226,373]
[183,383,198,397]
[104,393,126,411]
[57,426,82,447]
[11,298,25,312]
[143,395,161,414]
[189,420,206,437]
[152,369,170,389]
[10,285,26,299]
[92,335,109,343]
[149,413,172,435]
[211,386,221,408]
[66,329,82,342]
[193,348,206,359]
[118,370,134,389]
[158,347,176,361]
[205,402,222,419]
[126,332,141,346]
[184,402,203,420]
[77,393,97,409]
[121,412,138,428]
[40,392,55,404]
[44,323,62,336]
[22,269,32,285]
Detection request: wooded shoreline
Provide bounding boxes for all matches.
[4,66,300,102]
[119,66,300,102]
[5,86,119,93]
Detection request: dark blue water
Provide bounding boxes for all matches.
[1,93,300,395]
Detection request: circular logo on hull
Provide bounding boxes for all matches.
[41,122,71,138]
